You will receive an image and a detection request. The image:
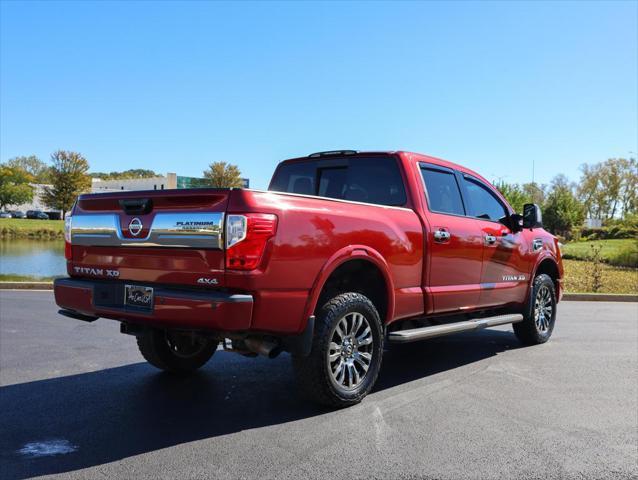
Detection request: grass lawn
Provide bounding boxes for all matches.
[0,218,64,239]
[561,239,637,268]
[563,259,637,294]
[0,273,58,282]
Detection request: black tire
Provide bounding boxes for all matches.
[292,292,384,408]
[513,273,557,345]
[136,328,218,374]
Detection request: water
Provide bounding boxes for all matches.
[0,240,66,277]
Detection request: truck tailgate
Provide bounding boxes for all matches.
[68,189,230,287]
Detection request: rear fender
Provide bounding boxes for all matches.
[303,245,395,324]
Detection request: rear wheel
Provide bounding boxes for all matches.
[513,273,557,345]
[137,328,218,374]
[292,292,384,408]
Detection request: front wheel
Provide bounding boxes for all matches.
[513,273,557,345]
[292,292,384,408]
[137,328,218,374]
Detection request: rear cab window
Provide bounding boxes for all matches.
[419,166,465,216]
[269,156,407,207]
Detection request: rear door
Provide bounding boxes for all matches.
[458,174,531,306]
[69,189,230,287]
[419,164,484,313]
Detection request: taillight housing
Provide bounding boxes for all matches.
[64,216,73,260]
[225,213,277,270]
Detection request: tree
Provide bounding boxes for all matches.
[543,175,585,236]
[494,181,529,213]
[577,158,638,221]
[41,150,91,219]
[202,161,243,188]
[4,155,51,183]
[522,182,546,206]
[0,166,34,210]
[90,169,158,180]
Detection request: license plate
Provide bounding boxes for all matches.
[124,285,154,310]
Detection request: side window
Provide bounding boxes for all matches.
[462,177,508,222]
[420,167,465,216]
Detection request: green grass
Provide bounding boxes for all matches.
[0,273,57,282]
[562,239,638,268]
[563,259,637,294]
[0,218,64,239]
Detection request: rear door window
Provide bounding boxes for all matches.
[269,156,406,206]
[420,167,465,216]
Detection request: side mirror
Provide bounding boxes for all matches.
[509,213,524,232]
[523,203,543,229]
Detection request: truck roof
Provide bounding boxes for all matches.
[280,150,490,184]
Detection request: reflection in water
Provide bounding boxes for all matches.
[0,240,66,277]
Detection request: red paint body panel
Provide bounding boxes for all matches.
[54,150,564,337]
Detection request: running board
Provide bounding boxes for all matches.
[388,314,524,343]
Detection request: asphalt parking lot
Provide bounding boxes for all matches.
[0,290,636,480]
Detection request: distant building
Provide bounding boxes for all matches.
[584,218,603,228]
[5,173,251,215]
[91,173,178,192]
[92,173,250,192]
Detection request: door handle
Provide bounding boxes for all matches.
[485,234,497,245]
[433,229,451,242]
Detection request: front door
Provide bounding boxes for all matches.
[459,175,531,307]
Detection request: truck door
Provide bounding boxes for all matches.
[458,174,532,307]
[419,164,484,313]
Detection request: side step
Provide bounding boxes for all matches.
[388,313,524,344]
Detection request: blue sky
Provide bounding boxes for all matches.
[1,1,636,190]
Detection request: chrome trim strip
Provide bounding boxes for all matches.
[71,213,224,249]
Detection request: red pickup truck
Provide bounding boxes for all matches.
[55,150,563,407]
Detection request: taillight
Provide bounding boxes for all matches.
[225,213,277,270]
[64,216,72,260]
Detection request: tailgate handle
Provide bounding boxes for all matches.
[119,198,153,215]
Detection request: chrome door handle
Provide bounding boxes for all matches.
[433,230,450,242]
[485,234,497,245]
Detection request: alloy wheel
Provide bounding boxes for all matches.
[534,285,553,333]
[327,312,374,390]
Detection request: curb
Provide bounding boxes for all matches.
[562,293,638,302]
[0,282,636,302]
[0,282,54,290]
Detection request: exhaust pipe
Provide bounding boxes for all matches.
[244,337,282,359]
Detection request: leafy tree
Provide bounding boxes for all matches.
[543,175,585,236]
[4,155,51,183]
[494,181,529,213]
[202,161,243,188]
[0,166,34,210]
[42,150,91,219]
[522,182,546,206]
[577,158,637,221]
[90,169,158,180]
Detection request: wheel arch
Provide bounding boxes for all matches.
[303,246,395,325]
[532,256,561,296]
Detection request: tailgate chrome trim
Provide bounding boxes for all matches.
[71,213,224,249]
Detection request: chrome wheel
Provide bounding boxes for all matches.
[534,285,553,333]
[327,312,374,390]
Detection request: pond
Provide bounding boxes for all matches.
[0,240,66,277]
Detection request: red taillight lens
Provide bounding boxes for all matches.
[64,216,72,260]
[225,213,277,271]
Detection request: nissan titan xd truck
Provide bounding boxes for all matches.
[55,150,564,407]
